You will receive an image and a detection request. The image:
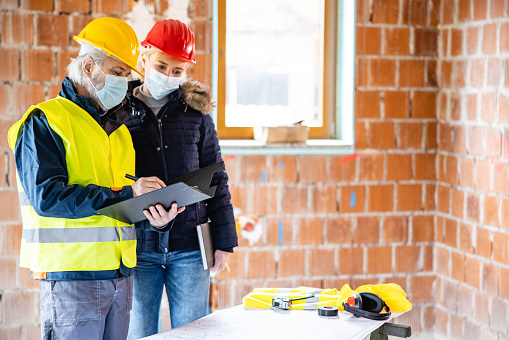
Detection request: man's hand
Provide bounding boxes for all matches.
[143,202,185,229]
[132,176,166,197]
[210,249,230,273]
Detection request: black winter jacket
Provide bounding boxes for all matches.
[124,79,237,253]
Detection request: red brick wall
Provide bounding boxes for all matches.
[435,0,509,338]
[213,0,439,336]
[0,0,211,338]
[2,0,507,339]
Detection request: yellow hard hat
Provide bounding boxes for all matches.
[73,17,143,76]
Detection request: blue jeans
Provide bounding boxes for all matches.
[127,250,210,339]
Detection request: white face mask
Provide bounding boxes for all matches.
[89,60,128,110]
[146,68,182,100]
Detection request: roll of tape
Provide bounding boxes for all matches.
[318,305,339,317]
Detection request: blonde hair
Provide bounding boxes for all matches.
[137,48,188,80]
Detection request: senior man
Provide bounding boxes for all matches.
[7,17,183,340]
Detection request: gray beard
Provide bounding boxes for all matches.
[86,71,108,111]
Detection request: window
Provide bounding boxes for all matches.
[212,0,355,152]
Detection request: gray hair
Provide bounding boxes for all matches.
[67,43,108,87]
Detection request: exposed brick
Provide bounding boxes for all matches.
[309,248,336,276]
[492,231,509,264]
[58,0,90,12]
[451,188,464,219]
[192,20,213,53]
[312,185,337,214]
[356,27,381,55]
[451,251,465,282]
[476,227,491,259]
[353,216,379,244]
[399,60,425,88]
[370,59,397,87]
[0,49,20,81]
[503,198,509,230]
[239,155,268,183]
[229,186,249,214]
[500,267,509,300]
[386,154,412,181]
[491,298,508,334]
[56,50,78,81]
[265,217,292,246]
[328,155,356,182]
[475,159,491,191]
[36,14,69,47]
[0,189,20,221]
[252,186,278,215]
[437,185,450,214]
[355,91,380,118]
[458,0,471,22]
[415,28,438,56]
[483,24,498,55]
[440,60,453,88]
[426,121,437,149]
[415,153,435,180]
[457,285,474,319]
[397,184,422,211]
[22,49,56,82]
[451,29,463,56]
[355,122,367,149]
[367,247,392,273]
[325,217,352,244]
[1,13,34,46]
[427,59,438,87]
[384,28,410,56]
[1,291,38,325]
[294,217,323,245]
[493,163,508,195]
[395,245,420,272]
[467,192,481,223]
[470,58,485,88]
[459,223,473,253]
[372,0,399,23]
[444,218,457,248]
[424,183,435,211]
[501,23,509,53]
[474,0,488,20]
[442,0,455,24]
[12,84,46,118]
[466,27,479,55]
[412,91,436,118]
[281,186,308,214]
[413,215,434,242]
[484,195,499,227]
[278,249,305,278]
[465,256,481,288]
[338,247,363,275]
[193,54,212,85]
[385,91,409,118]
[247,251,276,279]
[410,275,434,303]
[24,0,53,11]
[382,216,408,243]
[368,185,394,212]
[71,15,94,47]
[408,0,428,25]
[397,122,423,149]
[92,0,129,15]
[300,155,327,183]
[369,122,395,149]
[482,262,499,296]
[355,58,369,87]
[270,155,297,183]
[340,185,365,213]
[475,291,490,325]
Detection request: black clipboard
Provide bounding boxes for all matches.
[96,162,224,224]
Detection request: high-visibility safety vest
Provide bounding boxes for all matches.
[242,283,412,312]
[7,96,137,273]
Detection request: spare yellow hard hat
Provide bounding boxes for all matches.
[73,17,143,76]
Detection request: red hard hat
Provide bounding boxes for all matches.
[141,19,196,64]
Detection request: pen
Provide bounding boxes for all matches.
[125,174,139,181]
[225,263,230,272]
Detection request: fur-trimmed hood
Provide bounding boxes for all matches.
[181,78,215,115]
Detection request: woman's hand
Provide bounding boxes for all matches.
[210,249,230,273]
[143,202,186,228]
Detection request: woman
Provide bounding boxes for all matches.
[125,20,238,339]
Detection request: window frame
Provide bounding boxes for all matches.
[212,0,356,155]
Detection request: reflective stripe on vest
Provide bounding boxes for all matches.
[7,96,137,273]
[22,226,136,243]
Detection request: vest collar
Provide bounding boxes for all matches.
[59,77,104,124]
